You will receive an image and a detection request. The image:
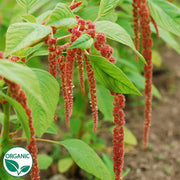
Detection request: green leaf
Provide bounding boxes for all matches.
[58,157,73,173]
[16,0,39,13]
[16,0,49,14]
[22,15,37,23]
[29,48,49,59]
[14,42,43,58]
[5,23,52,56]
[69,34,93,49]
[87,54,141,95]
[101,153,114,179]
[149,0,180,37]
[0,91,30,141]
[5,159,19,172]
[96,84,113,121]
[37,154,53,170]
[0,60,41,102]
[95,21,146,64]
[124,126,138,146]
[99,0,120,17]
[29,69,59,137]
[61,139,112,180]
[46,3,76,28]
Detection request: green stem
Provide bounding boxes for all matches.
[2,102,10,147]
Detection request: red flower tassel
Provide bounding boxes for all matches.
[76,48,85,94]
[5,80,40,180]
[139,0,153,149]
[69,1,82,10]
[65,49,76,128]
[111,92,125,180]
[84,54,98,133]
[132,0,140,62]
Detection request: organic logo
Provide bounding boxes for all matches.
[3,147,33,177]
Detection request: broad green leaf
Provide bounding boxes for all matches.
[149,0,180,37]
[78,6,118,22]
[69,34,93,49]
[99,0,120,17]
[37,154,53,170]
[86,54,141,95]
[58,157,73,173]
[14,42,43,58]
[101,153,114,179]
[22,15,37,23]
[95,21,146,64]
[29,48,49,59]
[16,0,49,14]
[124,126,138,146]
[61,139,112,180]
[96,84,113,121]
[0,91,30,141]
[16,0,39,13]
[46,3,76,28]
[0,60,41,101]
[5,23,52,56]
[29,69,59,137]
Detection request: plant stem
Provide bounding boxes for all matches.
[94,16,100,23]
[57,34,71,41]
[2,102,10,147]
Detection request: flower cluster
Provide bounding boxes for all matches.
[45,28,58,79]
[4,79,40,180]
[61,17,99,132]
[132,0,140,62]
[94,32,116,64]
[84,54,98,132]
[139,0,153,149]
[111,92,125,180]
[76,48,85,94]
[69,1,82,10]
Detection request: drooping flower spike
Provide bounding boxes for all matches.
[4,79,40,180]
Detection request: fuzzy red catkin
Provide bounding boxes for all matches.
[84,54,98,133]
[139,0,153,149]
[58,55,71,128]
[65,49,76,128]
[76,48,85,94]
[69,1,82,10]
[5,80,40,180]
[150,15,160,38]
[111,92,125,180]
[132,0,140,62]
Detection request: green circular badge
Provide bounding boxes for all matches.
[3,147,33,177]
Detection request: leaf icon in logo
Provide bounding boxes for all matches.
[5,159,19,172]
[20,165,30,173]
